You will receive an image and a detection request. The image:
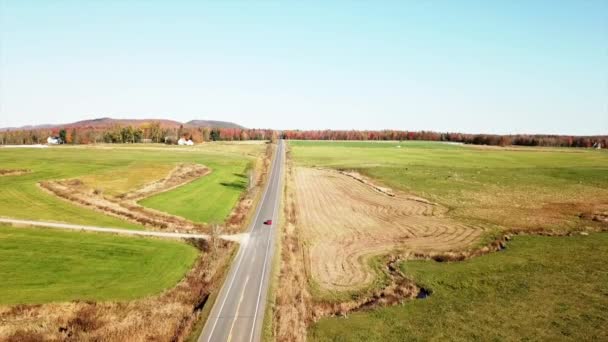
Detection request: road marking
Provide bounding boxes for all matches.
[227,275,250,342]
[203,142,279,342]
[249,142,283,342]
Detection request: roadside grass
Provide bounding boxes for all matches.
[0,143,263,227]
[290,140,608,232]
[309,233,608,341]
[0,225,198,305]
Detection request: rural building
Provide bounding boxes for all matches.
[178,138,194,146]
[47,136,62,145]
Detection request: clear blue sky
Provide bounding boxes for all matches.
[1,0,606,134]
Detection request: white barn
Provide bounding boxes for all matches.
[47,136,61,145]
[178,138,194,146]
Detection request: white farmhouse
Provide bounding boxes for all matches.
[47,136,61,145]
[178,138,194,146]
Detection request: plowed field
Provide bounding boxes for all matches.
[295,167,485,290]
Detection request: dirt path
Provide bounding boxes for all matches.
[0,218,255,244]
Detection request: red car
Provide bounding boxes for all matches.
[263,219,273,225]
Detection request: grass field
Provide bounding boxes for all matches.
[0,142,263,227]
[0,225,198,305]
[283,140,608,340]
[290,140,608,232]
[79,162,175,197]
[309,233,608,341]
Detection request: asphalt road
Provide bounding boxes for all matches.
[199,140,284,342]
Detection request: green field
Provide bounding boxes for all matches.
[291,141,608,340]
[290,140,608,231]
[310,233,608,341]
[0,225,198,305]
[0,143,263,227]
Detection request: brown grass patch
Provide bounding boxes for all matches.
[455,188,608,232]
[272,151,313,341]
[0,169,31,177]
[295,167,486,291]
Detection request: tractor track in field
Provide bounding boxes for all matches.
[295,167,487,291]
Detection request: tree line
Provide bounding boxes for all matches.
[0,124,605,148]
[0,122,276,145]
[280,130,607,148]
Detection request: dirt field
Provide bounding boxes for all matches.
[295,167,486,291]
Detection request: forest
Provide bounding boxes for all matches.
[0,124,605,148]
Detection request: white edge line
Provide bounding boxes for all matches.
[249,141,283,342]
[204,142,279,342]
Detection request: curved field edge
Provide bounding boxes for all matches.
[0,225,198,305]
[140,155,259,225]
[309,232,608,341]
[0,144,266,230]
[288,140,608,303]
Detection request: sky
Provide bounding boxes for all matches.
[0,0,606,134]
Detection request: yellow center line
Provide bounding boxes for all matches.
[226,275,250,342]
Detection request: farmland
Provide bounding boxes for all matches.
[310,233,608,341]
[0,225,198,305]
[289,141,608,294]
[295,167,485,292]
[0,142,265,228]
[0,142,266,339]
[291,140,608,232]
[270,140,608,340]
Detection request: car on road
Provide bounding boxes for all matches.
[263,219,272,225]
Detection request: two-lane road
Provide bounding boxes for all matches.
[199,140,284,342]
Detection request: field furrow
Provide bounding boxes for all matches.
[295,167,484,290]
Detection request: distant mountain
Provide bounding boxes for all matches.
[63,118,185,129]
[186,120,244,129]
[1,118,245,130]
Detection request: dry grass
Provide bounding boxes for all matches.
[295,167,486,291]
[119,163,207,201]
[224,144,274,234]
[0,169,31,177]
[272,150,313,342]
[80,163,175,197]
